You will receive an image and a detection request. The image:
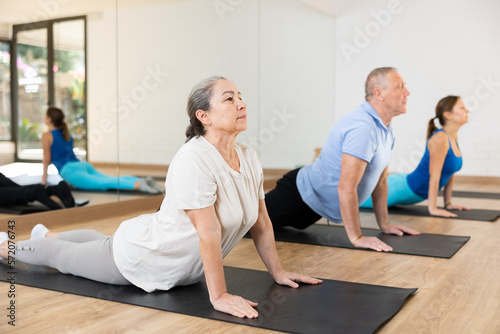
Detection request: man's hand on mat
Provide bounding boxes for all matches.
[212,293,259,318]
[353,224,420,252]
[273,270,323,288]
[429,208,458,217]
[353,236,394,252]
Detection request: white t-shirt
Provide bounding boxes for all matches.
[112,136,265,292]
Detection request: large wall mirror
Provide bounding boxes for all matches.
[0,0,336,207]
[104,0,335,171]
[87,0,336,203]
[1,0,498,208]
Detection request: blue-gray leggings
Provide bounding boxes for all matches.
[15,230,131,285]
[60,161,139,191]
[360,173,425,208]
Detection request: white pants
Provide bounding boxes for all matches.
[15,230,131,285]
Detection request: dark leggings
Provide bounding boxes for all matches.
[265,168,322,229]
[0,173,72,209]
[0,173,39,205]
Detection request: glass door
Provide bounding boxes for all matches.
[12,17,86,161]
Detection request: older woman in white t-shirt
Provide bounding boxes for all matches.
[0,76,321,319]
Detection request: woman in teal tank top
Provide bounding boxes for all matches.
[41,107,163,194]
[361,96,470,217]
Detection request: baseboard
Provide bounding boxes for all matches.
[90,161,169,175]
[90,162,288,190]
[454,175,500,186]
[89,163,500,188]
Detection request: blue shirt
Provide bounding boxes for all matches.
[406,129,462,199]
[297,101,395,222]
[50,129,79,171]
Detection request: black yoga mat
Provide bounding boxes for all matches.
[75,198,90,207]
[0,263,416,334]
[439,190,500,200]
[0,199,89,215]
[246,225,469,259]
[0,204,48,214]
[360,205,500,222]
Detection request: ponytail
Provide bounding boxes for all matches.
[185,119,206,143]
[60,122,70,142]
[46,107,71,141]
[427,96,460,140]
[426,117,438,140]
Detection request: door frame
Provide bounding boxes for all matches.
[11,15,87,162]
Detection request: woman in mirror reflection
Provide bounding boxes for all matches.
[360,96,470,217]
[41,107,162,194]
[0,77,321,319]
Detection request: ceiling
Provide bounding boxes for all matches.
[0,0,178,25]
[0,0,389,34]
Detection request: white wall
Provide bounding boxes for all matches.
[335,0,500,177]
[87,0,500,176]
[87,10,119,164]
[86,0,335,168]
[258,0,335,167]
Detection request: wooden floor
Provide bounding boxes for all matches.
[1,178,500,333]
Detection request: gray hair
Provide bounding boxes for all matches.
[185,76,226,142]
[364,67,397,100]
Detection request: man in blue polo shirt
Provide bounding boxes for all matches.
[265,67,420,252]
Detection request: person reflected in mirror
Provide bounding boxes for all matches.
[41,107,162,194]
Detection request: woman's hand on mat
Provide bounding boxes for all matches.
[429,207,458,217]
[353,236,394,252]
[382,224,420,237]
[445,204,470,211]
[212,293,259,318]
[273,270,323,288]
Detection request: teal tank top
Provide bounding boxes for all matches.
[406,129,462,199]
